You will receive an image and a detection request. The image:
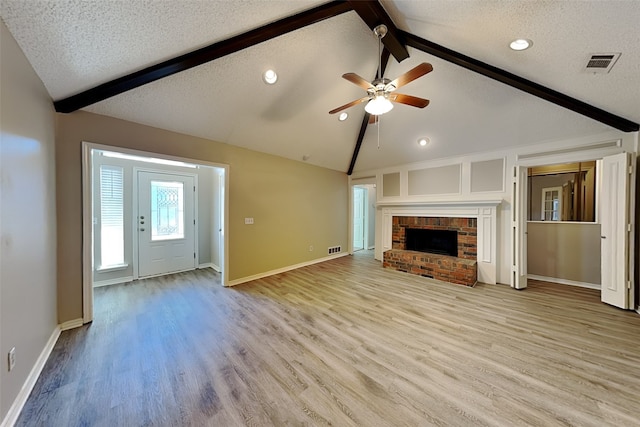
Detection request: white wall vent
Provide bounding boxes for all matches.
[584,53,621,73]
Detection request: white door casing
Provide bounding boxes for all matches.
[600,152,633,309]
[353,187,365,250]
[512,165,528,289]
[138,171,196,277]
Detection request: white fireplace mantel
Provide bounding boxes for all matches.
[378,200,502,284]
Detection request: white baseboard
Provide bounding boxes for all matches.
[198,263,220,272]
[1,326,61,427]
[227,253,349,287]
[202,262,222,273]
[528,274,600,290]
[93,275,134,288]
[59,318,84,331]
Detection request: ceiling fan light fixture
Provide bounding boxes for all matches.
[365,96,393,115]
[509,39,532,51]
[262,69,278,84]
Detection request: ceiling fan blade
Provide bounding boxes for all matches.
[390,93,430,108]
[342,73,374,90]
[386,62,433,91]
[328,97,370,115]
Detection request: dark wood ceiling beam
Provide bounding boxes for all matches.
[54,0,352,113]
[347,0,409,63]
[347,48,391,175]
[401,30,639,132]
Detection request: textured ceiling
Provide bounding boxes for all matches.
[1,0,638,173]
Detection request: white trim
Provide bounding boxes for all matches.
[377,199,502,208]
[227,253,349,287]
[198,263,216,270]
[82,142,94,323]
[0,327,60,427]
[95,263,129,273]
[59,318,84,331]
[528,274,600,290]
[517,139,622,162]
[93,276,135,288]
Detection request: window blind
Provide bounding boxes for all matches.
[100,165,124,267]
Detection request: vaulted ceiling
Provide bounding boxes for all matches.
[2,0,638,173]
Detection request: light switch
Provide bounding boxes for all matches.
[244,217,254,225]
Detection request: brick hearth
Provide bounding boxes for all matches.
[384,216,478,286]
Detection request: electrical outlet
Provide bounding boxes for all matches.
[8,347,15,372]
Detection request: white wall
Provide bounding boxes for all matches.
[354,130,637,285]
[0,20,58,423]
[91,149,222,286]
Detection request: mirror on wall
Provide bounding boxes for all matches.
[527,161,596,222]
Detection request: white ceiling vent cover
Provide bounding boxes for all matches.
[584,53,621,73]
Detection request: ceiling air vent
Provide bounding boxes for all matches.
[584,53,620,74]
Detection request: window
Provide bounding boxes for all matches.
[99,165,124,267]
[150,180,185,241]
[541,187,562,221]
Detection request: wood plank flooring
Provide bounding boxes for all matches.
[17,251,640,426]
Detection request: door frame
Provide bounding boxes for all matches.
[512,143,635,308]
[82,141,230,323]
[353,186,366,251]
[349,177,377,254]
[134,167,198,279]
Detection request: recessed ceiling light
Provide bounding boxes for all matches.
[263,69,278,84]
[510,39,532,51]
[338,112,348,121]
[418,137,430,147]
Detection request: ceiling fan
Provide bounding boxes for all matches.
[328,24,433,118]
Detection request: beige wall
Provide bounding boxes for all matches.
[527,222,601,285]
[0,21,58,421]
[56,111,348,322]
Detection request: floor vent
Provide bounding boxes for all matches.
[328,246,341,255]
[584,53,620,74]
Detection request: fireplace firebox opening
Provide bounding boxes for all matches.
[405,228,458,257]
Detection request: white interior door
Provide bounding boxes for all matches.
[512,165,528,289]
[600,152,633,309]
[138,171,196,277]
[353,187,365,250]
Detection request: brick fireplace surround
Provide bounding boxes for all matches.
[383,216,478,286]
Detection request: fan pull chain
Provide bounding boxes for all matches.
[377,115,381,149]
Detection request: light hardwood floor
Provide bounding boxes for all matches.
[17,251,640,426]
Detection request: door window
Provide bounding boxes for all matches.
[151,180,185,241]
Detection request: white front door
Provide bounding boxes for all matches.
[512,165,528,289]
[600,152,633,309]
[137,171,196,277]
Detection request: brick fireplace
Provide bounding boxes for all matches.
[392,216,477,258]
[383,216,478,286]
[379,201,501,284]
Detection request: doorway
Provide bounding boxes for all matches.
[83,143,229,323]
[137,170,196,277]
[512,152,634,309]
[352,184,376,253]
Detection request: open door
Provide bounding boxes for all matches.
[511,165,528,289]
[601,152,634,309]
